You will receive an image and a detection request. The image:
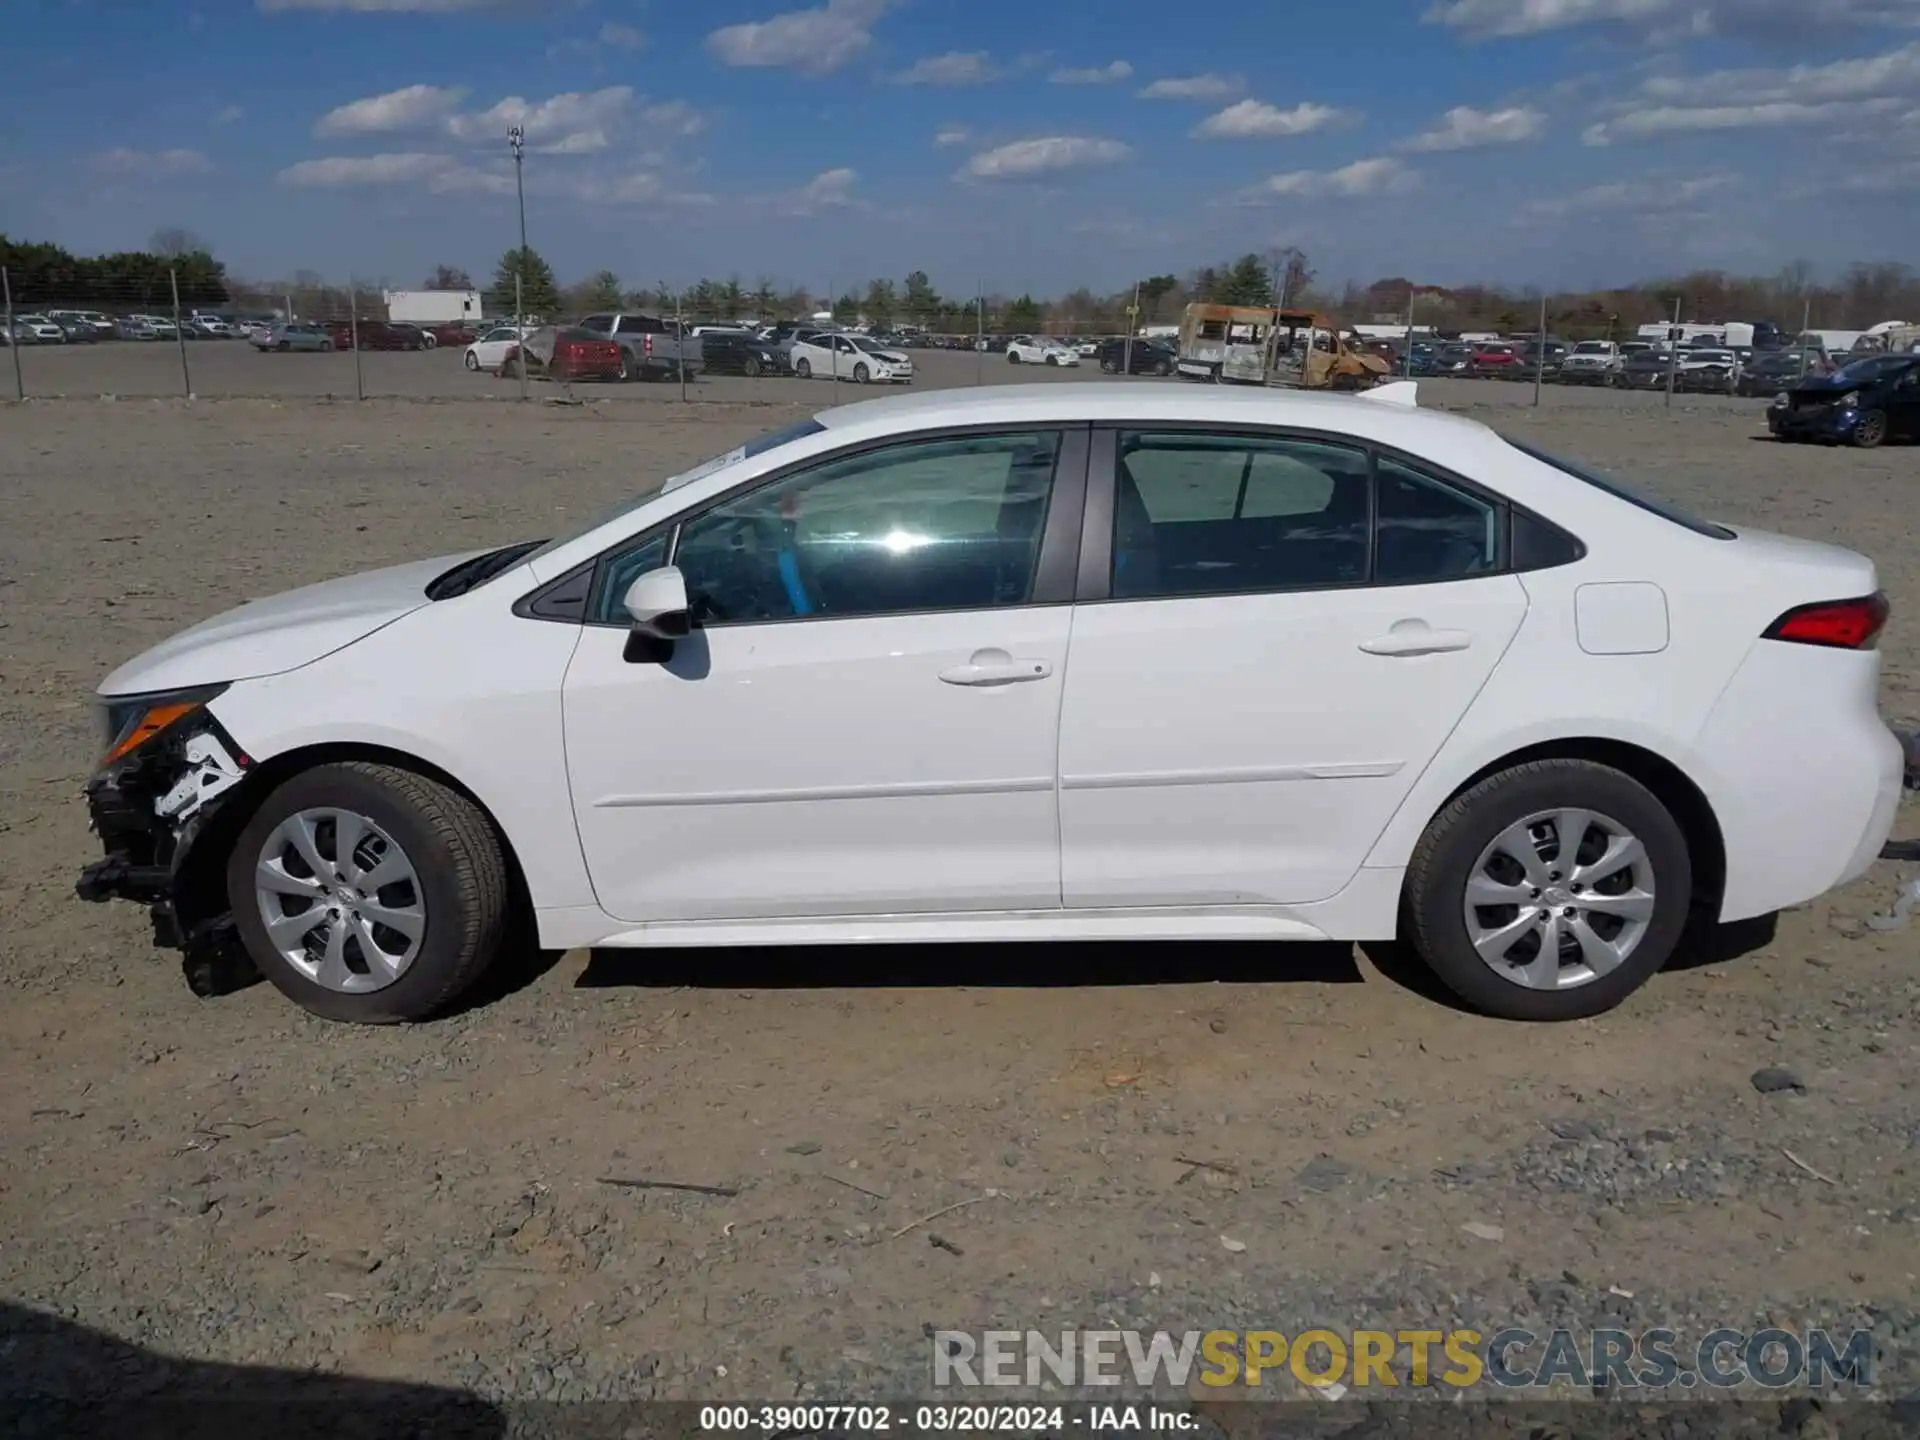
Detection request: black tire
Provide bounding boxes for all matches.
[463,350,480,371]
[852,362,870,384]
[321,340,334,352]
[617,352,634,383]
[1100,359,1118,373]
[1852,410,1889,449]
[1154,360,1171,377]
[743,354,761,378]
[1007,351,1021,364]
[1402,759,1692,1022]
[277,341,290,352]
[226,762,510,1024]
[794,357,811,379]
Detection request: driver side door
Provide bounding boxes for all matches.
[561,426,1089,925]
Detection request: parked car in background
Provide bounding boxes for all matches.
[144,316,180,340]
[1619,349,1676,390]
[1737,349,1829,397]
[251,322,335,353]
[1076,338,1102,358]
[1675,348,1740,394]
[1560,340,1623,386]
[699,329,783,378]
[1006,335,1079,366]
[1519,341,1568,379]
[116,316,161,341]
[426,323,476,348]
[788,331,914,383]
[462,325,529,372]
[1425,343,1477,377]
[189,316,238,339]
[13,315,68,343]
[49,309,115,339]
[1096,337,1176,375]
[1469,342,1522,377]
[52,314,99,343]
[498,326,624,382]
[1768,352,1920,448]
[575,312,702,382]
[321,320,428,351]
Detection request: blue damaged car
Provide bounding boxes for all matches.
[1767,352,1920,448]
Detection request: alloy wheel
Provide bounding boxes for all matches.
[254,807,426,993]
[1462,807,1655,991]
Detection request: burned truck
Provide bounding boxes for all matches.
[1174,303,1389,390]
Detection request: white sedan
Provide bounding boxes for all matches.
[77,382,1908,1025]
[463,325,527,372]
[788,332,913,384]
[1007,335,1079,366]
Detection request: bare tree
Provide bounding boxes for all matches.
[149,227,209,259]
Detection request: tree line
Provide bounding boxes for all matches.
[1,231,231,310]
[7,234,1916,339]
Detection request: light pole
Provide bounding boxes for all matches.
[508,125,528,322]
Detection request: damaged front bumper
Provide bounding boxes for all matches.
[76,711,260,995]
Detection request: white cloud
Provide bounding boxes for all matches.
[599,21,645,50]
[447,86,634,146]
[706,0,889,76]
[276,151,491,189]
[1192,99,1353,138]
[1583,42,1920,143]
[933,125,971,147]
[959,135,1131,181]
[640,100,707,137]
[891,51,998,85]
[259,0,511,10]
[1521,171,1734,217]
[801,166,857,204]
[213,104,244,126]
[91,148,212,177]
[1254,156,1419,197]
[535,129,609,155]
[1423,0,1919,40]
[1050,60,1132,85]
[1138,72,1244,101]
[314,83,464,137]
[1402,104,1545,150]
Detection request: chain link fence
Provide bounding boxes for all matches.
[3,265,1875,408]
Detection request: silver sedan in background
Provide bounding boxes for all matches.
[251,322,336,352]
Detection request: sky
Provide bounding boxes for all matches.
[3,0,1918,298]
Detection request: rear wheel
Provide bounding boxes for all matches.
[321,340,334,352]
[463,351,480,371]
[226,762,511,1024]
[1100,359,1118,374]
[1852,410,1889,449]
[1402,759,1691,1021]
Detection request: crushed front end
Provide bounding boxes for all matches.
[76,688,261,996]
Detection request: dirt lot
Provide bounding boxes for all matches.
[1,384,1917,1426]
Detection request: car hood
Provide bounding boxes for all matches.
[872,351,910,363]
[99,549,486,697]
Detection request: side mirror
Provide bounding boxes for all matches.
[622,566,693,640]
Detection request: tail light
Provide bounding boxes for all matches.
[644,333,654,356]
[1762,592,1890,650]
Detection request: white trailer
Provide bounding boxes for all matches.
[383,289,483,325]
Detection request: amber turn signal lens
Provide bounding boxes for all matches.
[102,701,202,767]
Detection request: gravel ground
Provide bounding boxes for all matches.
[1,382,1916,1432]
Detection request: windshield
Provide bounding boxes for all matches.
[1504,438,1734,540]
[519,417,829,570]
[1573,342,1608,354]
[1833,354,1914,384]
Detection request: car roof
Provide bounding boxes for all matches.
[808,381,1496,451]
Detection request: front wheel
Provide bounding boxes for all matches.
[1852,410,1889,449]
[852,362,870,384]
[277,341,290,351]
[1154,360,1172,377]
[463,351,480,371]
[1007,352,1021,364]
[1045,354,1058,366]
[794,357,811,379]
[1402,759,1692,1021]
[1100,359,1118,374]
[321,340,334,352]
[225,761,511,1024]
[742,354,762,378]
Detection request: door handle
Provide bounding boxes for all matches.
[939,648,1053,686]
[1359,625,1473,657]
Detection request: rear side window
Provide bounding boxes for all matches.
[1503,438,1734,540]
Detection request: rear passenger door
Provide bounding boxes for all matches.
[1056,428,1530,909]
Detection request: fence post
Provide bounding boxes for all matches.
[515,273,527,402]
[3,267,21,401]
[676,289,688,403]
[975,287,983,386]
[1532,292,1547,408]
[350,285,365,401]
[169,268,193,398]
[1663,295,1680,410]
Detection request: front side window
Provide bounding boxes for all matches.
[1112,432,1372,599]
[630,431,1063,626]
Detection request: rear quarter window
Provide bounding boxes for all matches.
[1503,437,1734,540]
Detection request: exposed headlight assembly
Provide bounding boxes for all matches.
[97,684,229,769]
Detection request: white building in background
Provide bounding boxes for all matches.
[384,289,483,325]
